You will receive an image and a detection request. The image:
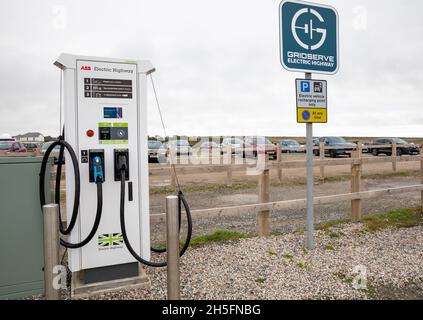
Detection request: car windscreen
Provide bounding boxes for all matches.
[327,137,347,144]
[393,138,407,144]
[148,141,162,149]
[283,140,300,146]
[0,142,13,150]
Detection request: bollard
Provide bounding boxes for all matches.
[43,204,60,300]
[166,196,180,300]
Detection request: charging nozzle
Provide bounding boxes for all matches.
[114,149,130,181]
[92,156,104,184]
[118,154,128,172]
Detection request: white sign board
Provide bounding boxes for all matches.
[296,79,327,123]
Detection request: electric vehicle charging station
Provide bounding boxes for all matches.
[54,54,155,284]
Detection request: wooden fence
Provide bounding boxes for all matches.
[151,147,423,237]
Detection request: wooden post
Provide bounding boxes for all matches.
[354,141,362,159]
[319,142,325,181]
[226,145,233,187]
[170,170,177,188]
[392,141,397,172]
[351,160,362,222]
[170,144,177,187]
[258,169,270,237]
[276,144,282,184]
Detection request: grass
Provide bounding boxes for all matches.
[282,254,294,260]
[324,170,419,184]
[150,182,257,195]
[333,272,353,284]
[324,244,335,251]
[328,232,341,239]
[296,262,308,270]
[189,230,255,247]
[255,277,266,284]
[316,207,422,236]
[317,219,350,231]
[362,207,423,232]
[364,170,420,180]
[151,230,255,250]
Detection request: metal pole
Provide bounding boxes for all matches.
[166,195,180,300]
[43,204,60,300]
[305,72,315,250]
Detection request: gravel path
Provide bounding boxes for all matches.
[87,223,423,300]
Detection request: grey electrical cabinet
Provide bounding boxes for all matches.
[0,157,51,299]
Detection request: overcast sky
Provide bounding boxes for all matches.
[0,0,422,138]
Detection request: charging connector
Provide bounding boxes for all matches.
[89,150,105,183]
[114,149,130,181]
[92,156,104,184]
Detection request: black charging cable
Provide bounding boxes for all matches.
[118,157,192,268]
[39,136,104,249]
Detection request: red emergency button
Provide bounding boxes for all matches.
[86,130,95,138]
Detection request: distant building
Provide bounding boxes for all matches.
[14,132,45,143]
[0,133,14,141]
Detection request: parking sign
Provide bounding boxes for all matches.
[279,0,339,74]
[296,79,327,123]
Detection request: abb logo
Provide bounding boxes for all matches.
[81,66,91,71]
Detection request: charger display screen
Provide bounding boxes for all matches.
[103,107,123,119]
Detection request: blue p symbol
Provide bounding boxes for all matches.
[301,81,310,93]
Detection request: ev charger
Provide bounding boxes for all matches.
[54,54,155,275]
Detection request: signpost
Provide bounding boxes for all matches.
[279,0,339,249]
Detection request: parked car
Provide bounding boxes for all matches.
[360,143,369,154]
[369,138,420,156]
[41,142,62,164]
[244,137,277,160]
[280,139,305,154]
[166,139,192,156]
[148,140,167,163]
[313,137,357,158]
[220,138,248,156]
[0,141,27,155]
[193,141,221,156]
[23,142,40,152]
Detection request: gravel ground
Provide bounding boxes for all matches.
[85,222,423,300]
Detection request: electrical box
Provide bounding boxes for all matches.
[0,157,51,299]
[54,54,154,274]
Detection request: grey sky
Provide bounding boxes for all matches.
[0,0,422,138]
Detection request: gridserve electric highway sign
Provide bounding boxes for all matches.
[279,0,339,74]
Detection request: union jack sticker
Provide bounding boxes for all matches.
[98,233,124,247]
